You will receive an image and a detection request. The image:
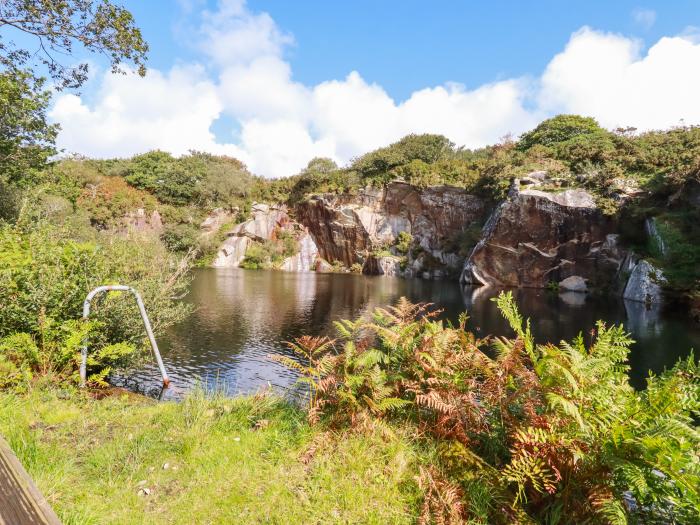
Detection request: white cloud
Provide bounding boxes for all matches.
[540,27,700,130]
[50,2,700,178]
[632,8,657,30]
[50,65,243,159]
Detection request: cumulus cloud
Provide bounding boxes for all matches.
[50,1,700,178]
[50,64,243,158]
[540,27,700,130]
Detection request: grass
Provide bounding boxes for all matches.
[0,387,422,524]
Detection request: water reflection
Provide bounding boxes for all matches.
[114,268,699,398]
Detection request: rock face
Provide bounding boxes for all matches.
[200,208,236,235]
[280,233,319,272]
[461,186,623,288]
[213,204,321,269]
[213,235,251,267]
[644,218,667,258]
[363,255,403,276]
[123,208,163,234]
[296,182,488,278]
[208,176,674,307]
[623,260,666,305]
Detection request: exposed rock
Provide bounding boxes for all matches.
[123,208,163,234]
[559,275,587,293]
[461,187,624,288]
[201,208,235,235]
[212,203,291,268]
[520,170,548,186]
[294,194,373,267]
[363,255,403,276]
[296,182,488,278]
[280,233,320,272]
[213,235,250,267]
[623,260,666,305]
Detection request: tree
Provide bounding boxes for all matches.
[0,70,57,184]
[518,114,608,150]
[0,0,148,90]
[351,134,454,180]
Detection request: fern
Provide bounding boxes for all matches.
[270,294,700,524]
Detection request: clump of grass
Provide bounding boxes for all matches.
[0,386,422,524]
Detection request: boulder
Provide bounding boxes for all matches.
[622,260,666,305]
[363,255,403,276]
[559,275,587,292]
[461,187,624,289]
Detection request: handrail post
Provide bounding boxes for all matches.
[80,285,170,388]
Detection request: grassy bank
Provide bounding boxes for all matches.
[0,387,422,524]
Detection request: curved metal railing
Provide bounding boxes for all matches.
[80,285,170,388]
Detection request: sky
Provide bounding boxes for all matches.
[41,0,700,178]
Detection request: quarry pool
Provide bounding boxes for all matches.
[114,268,700,399]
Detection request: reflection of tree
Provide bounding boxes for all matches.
[136,271,700,398]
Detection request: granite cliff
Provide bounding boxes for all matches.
[210,175,667,306]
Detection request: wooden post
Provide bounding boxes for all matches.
[0,434,61,525]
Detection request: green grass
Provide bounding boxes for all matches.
[0,388,422,524]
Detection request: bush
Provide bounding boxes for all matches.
[160,222,200,253]
[274,292,700,524]
[395,231,413,255]
[518,115,608,150]
[240,229,299,270]
[77,175,158,229]
[0,223,191,387]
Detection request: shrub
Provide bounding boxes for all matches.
[274,292,700,524]
[160,222,200,253]
[0,223,191,387]
[518,115,608,150]
[240,229,299,270]
[77,175,158,229]
[395,231,413,255]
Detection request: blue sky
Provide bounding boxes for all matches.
[43,0,700,177]
[126,0,697,100]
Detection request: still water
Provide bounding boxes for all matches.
[115,268,700,399]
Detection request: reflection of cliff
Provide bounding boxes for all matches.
[143,269,699,398]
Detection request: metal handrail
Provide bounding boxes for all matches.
[80,285,170,388]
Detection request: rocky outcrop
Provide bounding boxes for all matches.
[461,185,623,288]
[296,182,488,278]
[280,233,319,272]
[363,255,403,276]
[123,208,163,234]
[213,203,325,271]
[213,235,250,267]
[623,260,666,305]
[207,176,675,307]
[200,208,236,236]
